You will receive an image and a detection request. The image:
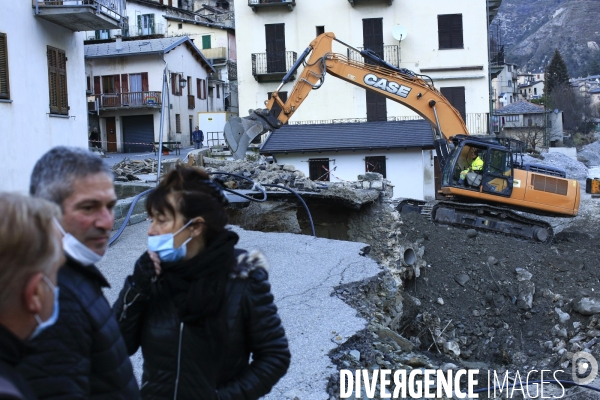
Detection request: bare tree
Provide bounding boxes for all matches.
[502,126,545,152]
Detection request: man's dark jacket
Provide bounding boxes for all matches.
[18,257,140,400]
[113,250,290,400]
[0,324,37,399]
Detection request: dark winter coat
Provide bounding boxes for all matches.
[18,257,140,400]
[192,129,204,143]
[113,249,291,400]
[0,324,37,400]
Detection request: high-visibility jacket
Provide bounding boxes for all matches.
[471,156,484,172]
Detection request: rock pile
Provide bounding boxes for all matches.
[111,158,161,182]
[523,153,588,180]
[578,140,600,167]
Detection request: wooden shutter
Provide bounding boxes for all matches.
[204,79,207,100]
[265,24,286,73]
[196,78,201,99]
[121,74,129,93]
[94,76,101,94]
[141,72,148,91]
[187,76,191,96]
[113,74,121,93]
[0,33,9,99]
[202,35,211,50]
[438,14,463,49]
[362,18,383,58]
[47,46,68,115]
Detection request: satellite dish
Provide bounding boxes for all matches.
[554,109,559,114]
[392,25,408,42]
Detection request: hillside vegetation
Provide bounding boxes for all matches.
[497,0,600,77]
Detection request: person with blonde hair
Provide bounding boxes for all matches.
[0,193,64,399]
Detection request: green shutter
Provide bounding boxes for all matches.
[149,15,155,35]
[202,35,211,50]
[137,15,142,36]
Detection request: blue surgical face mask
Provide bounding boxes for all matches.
[29,275,60,340]
[147,220,194,262]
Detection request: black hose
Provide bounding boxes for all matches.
[108,188,153,247]
[263,184,316,237]
[208,171,267,202]
[209,171,316,237]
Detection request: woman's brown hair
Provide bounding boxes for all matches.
[146,165,229,241]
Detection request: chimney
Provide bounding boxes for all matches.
[115,35,122,51]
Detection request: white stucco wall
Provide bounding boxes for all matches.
[234,0,490,123]
[0,3,88,193]
[86,42,220,150]
[271,149,435,200]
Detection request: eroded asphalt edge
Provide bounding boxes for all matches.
[98,221,382,399]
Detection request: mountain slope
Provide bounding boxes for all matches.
[497,0,600,77]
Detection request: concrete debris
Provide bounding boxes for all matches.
[517,281,535,310]
[523,153,588,180]
[111,158,161,181]
[515,267,533,281]
[573,297,600,316]
[444,340,461,357]
[555,307,571,324]
[349,350,360,361]
[454,273,470,287]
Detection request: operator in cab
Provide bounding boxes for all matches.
[458,148,484,187]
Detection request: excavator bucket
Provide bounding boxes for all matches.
[223,116,268,160]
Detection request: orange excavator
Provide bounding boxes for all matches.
[224,33,580,242]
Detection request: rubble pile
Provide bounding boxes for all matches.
[578,140,600,167]
[326,207,600,399]
[523,153,589,180]
[111,158,161,182]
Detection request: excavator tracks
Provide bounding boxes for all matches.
[397,200,554,243]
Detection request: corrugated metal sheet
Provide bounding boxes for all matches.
[260,120,435,153]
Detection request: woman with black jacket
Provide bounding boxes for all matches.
[113,165,290,400]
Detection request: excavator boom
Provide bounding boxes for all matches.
[224,32,468,159]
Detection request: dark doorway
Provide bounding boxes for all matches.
[189,115,193,145]
[363,18,387,122]
[122,115,154,153]
[105,117,117,152]
[265,24,286,73]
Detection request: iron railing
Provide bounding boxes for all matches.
[248,0,296,7]
[34,0,125,22]
[94,91,161,108]
[289,113,491,135]
[347,45,400,68]
[124,23,165,38]
[252,51,297,76]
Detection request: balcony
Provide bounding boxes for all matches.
[200,47,227,60]
[252,51,297,82]
[248,0,295,12]
[33,0,125,32]
[123,23,165,38]
[93,91,161,110]
[188,95,195,109]
[347,45,400,68]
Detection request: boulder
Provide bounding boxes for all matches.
[573,297,600,316]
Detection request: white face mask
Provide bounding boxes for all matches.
[54,219,105,266]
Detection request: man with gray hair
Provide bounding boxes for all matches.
[19,147,140,399]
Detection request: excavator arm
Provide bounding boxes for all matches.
[224,32,469,159]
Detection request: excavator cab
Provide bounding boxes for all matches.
[442,139,514,197]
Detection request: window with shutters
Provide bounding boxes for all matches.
[171,73,181,96]
[438,14,463,50]
[202,35,211,50]
[47,46,69,115]
[0,33,10,100]
[176,114,181,133]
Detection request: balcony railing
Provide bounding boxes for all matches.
[289,113,491,134]
[228,60,237,81]
[252,51,297,82]
[200,47,227,60]
[94,91,161,109]
[124,23,165,38]
[188,95,195,109]
[248,0,296,12]
[33,0,125,31]
[347,45,400,68]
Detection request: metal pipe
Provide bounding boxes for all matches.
[156,63,168,186]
